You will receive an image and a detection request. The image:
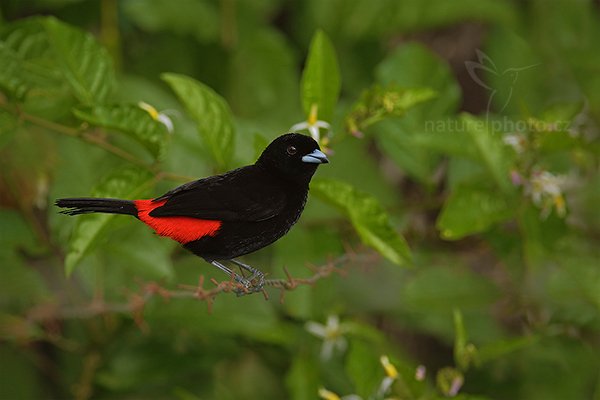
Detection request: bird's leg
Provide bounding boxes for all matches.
[210,260,264,296]
[230,259,265,292]
[210,260,252,289]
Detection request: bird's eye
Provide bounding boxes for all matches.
[286,145,297,155]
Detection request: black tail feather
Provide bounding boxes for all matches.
[55,198,137,216]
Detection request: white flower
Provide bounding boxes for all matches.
[305,315,349,360]
[527,171,566,218]
[503,133,527,153]
[291,104,331,144]
[138,101,174,133]
[415,365,426,381]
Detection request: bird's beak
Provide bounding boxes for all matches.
[301,149,329,164]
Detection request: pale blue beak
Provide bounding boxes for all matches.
[301,149,329,164]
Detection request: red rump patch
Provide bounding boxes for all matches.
[135,199,221,244]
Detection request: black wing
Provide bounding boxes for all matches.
[149,166,287,222]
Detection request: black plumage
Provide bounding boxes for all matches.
[56,133,329,292]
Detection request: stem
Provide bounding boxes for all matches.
[100,0,121,70]
[1,101,154,170]
[73,351,102,400]
[220,0,237,49]
[156,171,195,183]
[81,131,152,169]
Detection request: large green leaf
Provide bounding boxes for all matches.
[73,104,170,159]
[460,113,513,193]
[477,336,538,364]
[64,168,154,276]
[0,16,114,107]
[518,203,567,267]
[485,27,545,116]
[436,184,515,240]
[0,43,37,99]
[311,178,412,266]
[285,351,320,400]
[43,17,114,105]
[162,72,234,170]
[300,30,340,122]
[345,340,384,398]
[0,18,63,99]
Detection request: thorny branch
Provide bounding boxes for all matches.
[5,252,378,338]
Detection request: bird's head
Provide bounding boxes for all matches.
[256,133,329,183]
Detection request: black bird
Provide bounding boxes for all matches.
[56,133,329,293]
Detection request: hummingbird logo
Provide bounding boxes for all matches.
[465,49,538,114]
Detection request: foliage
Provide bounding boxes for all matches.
[1,1,599,400]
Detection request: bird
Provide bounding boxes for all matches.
[56,133,329,294]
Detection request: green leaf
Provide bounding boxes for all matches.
[0,43,35,98]
[460,113,513,192]
[162,72,234,170]
[478,336,538,364]
[436,184,515,240]
[374,43,461,185]
[64,168,154,276]
[103,226,175,282]
[0,18,63,99]
[229,28,299,126]
[43,17,114,105]
[399,265,500,340]
[409,126,478,159]
[73,104,169,159]
[518,203,567,266]
[312,178,412,266]
[285,351,320,400]
[122,0,219,42]
[300,29,340,122]
[376,43,461,118]
[485,27,544,116]
[345,340,383,398]
[253,133,269,160]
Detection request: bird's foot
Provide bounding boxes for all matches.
[232,265,265,296]
[210,259,265,296]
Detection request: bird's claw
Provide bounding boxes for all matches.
[233,269,265,296]
[209,259,265,296]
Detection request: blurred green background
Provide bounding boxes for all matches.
[1,0,599,399]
